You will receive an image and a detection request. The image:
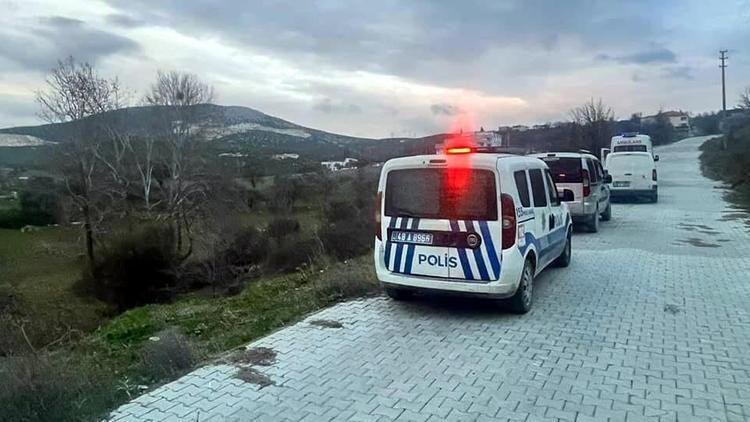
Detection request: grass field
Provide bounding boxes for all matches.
[0,226,111,351]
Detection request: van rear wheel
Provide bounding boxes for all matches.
[506,259,534,314]
[588,206,600,233]
[385,287,414,301]
[553,231,571,268]
[601,202,612,221]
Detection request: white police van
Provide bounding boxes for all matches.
[374,146,574,313]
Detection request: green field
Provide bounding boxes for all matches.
[0,226,110,351]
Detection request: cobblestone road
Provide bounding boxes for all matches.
[109,136,750,421]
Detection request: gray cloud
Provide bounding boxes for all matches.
[107,0,665,88]
[430,103,458,116]
[662,66,694,80]
[313,98,362,114]
[597,47,677,64]
[0,15,140,71]
[106,13,144,28]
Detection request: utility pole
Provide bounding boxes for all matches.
[720,50,728,114]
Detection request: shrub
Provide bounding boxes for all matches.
[224,227,269,267]
[313,256,379,302]
[141,328,194,380]
[319,200,372,260]
[0,352,116,422]
[19,190,59,226]
[268,237,319,272]
[267,217,300,245]
[90,224,177,311]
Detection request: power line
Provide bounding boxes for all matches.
[720,50,728,113]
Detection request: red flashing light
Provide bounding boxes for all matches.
[446,147,472,154]
[652,169,657,181]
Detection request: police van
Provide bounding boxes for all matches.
[374,146,574,313]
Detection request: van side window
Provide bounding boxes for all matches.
[544,170,560,206]
[595,160,605,180]
[513,170,531,207]
[529,169,547,207]
[586,159,598,183]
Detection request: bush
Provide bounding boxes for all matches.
[90,224,177,311]
[313,257,379,302]
[267,217,300,245]
[268,237,319,272]
[141,328,193,380]
[0,353,116,422]
[319,200,372,260]
[224,227,269,267]
[19,190,59,226]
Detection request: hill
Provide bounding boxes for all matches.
[0,104,445,169]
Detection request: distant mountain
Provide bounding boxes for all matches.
[0,104,441,163]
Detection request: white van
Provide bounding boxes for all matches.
[374,147,574,313]
[602,133,660,162]
[605,152,658,202]
[531,152,612,232]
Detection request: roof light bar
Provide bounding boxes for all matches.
[446,147,473,154]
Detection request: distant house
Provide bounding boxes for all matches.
[218,152,248,158]
[434,130,504,153]
[321,157,358,171]
[511,125,529,132]
[642,111,690,129]
[271,153,300,160]
[473,130,503,147]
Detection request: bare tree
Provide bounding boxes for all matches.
[144,71,215,259]
[569,98,615,126]
[569,98,615,152]
[36,57,123,275]
[740,87,750,110]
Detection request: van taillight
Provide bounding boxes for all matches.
[652,169,657,181]
[501,193,516,249]
[582,169,591,197]
[374,191,383,240]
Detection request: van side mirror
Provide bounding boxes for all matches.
[654,155,660,162]
[560,189,575,202]
[603,172,613,184]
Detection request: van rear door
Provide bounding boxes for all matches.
[383,167,501,281]
[541,156,583,200]
[606,154,654,190]
[383,169,450,278]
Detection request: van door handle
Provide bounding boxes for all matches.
[549,214,555,229]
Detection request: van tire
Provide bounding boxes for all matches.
[553,231,572,268]
[601,202,612,221]
[385,287,414,301]
[507,259,534,314]
[588,206,600,233]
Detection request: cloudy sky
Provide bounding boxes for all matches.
[0,0,749,138]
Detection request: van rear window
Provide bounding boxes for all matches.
[541,157,582,183]
[613,145,647,152]
[385,168,497,221]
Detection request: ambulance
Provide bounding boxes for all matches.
[602,133,659,161]
[374,146,574,313]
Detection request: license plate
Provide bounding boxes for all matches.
[613,181,630,187]
[390,231,434,245]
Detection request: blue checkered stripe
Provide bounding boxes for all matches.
[384,217,502,281]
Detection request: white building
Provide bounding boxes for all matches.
[641,111,690,129]
[321,157,358,171]
[272,153,300,160]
